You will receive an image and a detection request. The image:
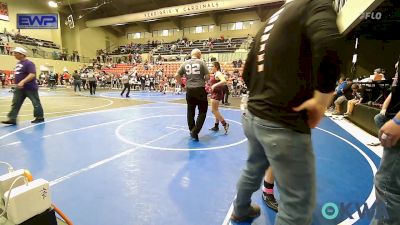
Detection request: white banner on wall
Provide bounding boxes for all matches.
[0,2,9,21]
[86,0,283,27]
[337,0,384,34]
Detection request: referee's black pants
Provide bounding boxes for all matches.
[121,83,130,97]
[89,81,97,95]
[186,87,208,135]
[222,85,229,104]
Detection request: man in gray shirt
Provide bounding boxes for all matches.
[175,49,209,141]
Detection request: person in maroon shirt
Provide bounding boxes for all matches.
[208,62,229,134]
[2,47,44,125]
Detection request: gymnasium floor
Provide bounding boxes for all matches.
[0,88,382,225]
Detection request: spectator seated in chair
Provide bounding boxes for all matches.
[333,78,353,115]
[373,68,385,81]
[328,77,347,111]
[344,84,364,117]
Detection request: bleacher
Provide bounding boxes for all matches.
[102,64,135,75]
[220,62,244,75]
[0,32,92,62]
[109,44,151,55]
[153,37,247,55]
[102,61,244,77]
[109,37,248,56]
[0,32,60,50]
[13,36,60,49]
[102,63,181,77]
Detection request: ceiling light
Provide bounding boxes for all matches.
[113,23,126,26]
[48,1,58,8]
[181,13,200,17]
[144,19,160,22]
[229,7,250,11]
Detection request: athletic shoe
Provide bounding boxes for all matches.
[223,123,229,135]
[343,112,352,117]
[126,95,130,98]
[1,120,16,125]
[190,131,199,142]
[31,118,45,124]
[209,126,219,131]
[324,111,332,117]
[262,192,278,212]
[230,204,261,222]
[367,142,381,146]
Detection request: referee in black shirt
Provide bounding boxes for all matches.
[230,0,342,223]
[175,49,210,141]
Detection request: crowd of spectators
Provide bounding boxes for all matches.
[1,28,83,62]
[327,65,397,116]
[106,35,249,58]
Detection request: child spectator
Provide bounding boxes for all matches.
[344,84,363,116]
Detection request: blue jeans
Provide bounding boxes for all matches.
[74,80,82,92]
[8,88,44,120]
[370,114,400,225]
[374,113,389,131]
[233,110,316,225]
